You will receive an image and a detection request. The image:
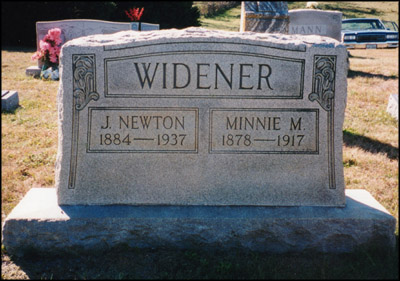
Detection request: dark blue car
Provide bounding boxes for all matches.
[341,18,398,49]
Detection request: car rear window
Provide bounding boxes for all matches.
[383,21,399,31]
[342,20,385,31]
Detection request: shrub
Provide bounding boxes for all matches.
[196,1,240,17]
[1,1,201,48]
[111,1,201,29]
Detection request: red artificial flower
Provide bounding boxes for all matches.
[125,7,144,21]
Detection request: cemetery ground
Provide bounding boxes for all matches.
[1,2,399,278]
[196,2,399,32]
[1,45,399,280]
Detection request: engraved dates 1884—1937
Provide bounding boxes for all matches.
[88,107,198,153]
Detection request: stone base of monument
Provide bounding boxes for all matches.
[25,66,41,78]
[2,188,395,257]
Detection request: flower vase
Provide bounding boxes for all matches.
[40,64,50,80]
[40,64,59,81]
[132,21,141,31]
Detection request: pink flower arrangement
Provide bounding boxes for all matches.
[32,28,62,67]
[125,7,144,22]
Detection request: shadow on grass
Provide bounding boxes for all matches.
[2,46,36,53]
[2,242,399,280]
[343,130,399,160]
[199,3,240,19]
[1,106,21,115]
[348,69,398,80]
[348,53,375,60]
[323,4,383,18]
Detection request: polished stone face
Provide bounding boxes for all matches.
[289,9,343,41]
[56,27,348,206]
[240,1,289,33]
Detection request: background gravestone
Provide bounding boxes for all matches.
[140,23,160,31]
[386,93,398,120]
[240,1,289,33]
[289,9,343,41]
[35,20,137,68]
[26,19,135,77]
[26,19,155,77]
[1,90,19,112]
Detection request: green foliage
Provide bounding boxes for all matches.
[111,1,200,29]
[2,2,116,47]
[195,1,240,18]
[1,1,200,47]
[199,5,241,32]
[288,2,396,22]
[287,1,307,10]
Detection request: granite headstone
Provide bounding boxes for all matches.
[386,93,398,120]
[240,1,289,33]
[289,9,343,41]
[36,20,137,67]
[140,23,160,31]
[26,19,140,77]
[3,28,396,256]
[1,90,19,112]
[55,27,347,206]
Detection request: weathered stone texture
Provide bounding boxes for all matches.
[240,1,289,33]
[2,188,396,257]
[386,93,398,120]
[289,9,343,41]
[55,28,348,206]
[2,27,396,257]
[1,90,19,112]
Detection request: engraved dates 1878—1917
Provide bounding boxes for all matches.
[88,107,198,153]
[210,109,319,153]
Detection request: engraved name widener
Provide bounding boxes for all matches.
[105,52,305,98]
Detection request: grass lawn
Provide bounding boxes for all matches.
[289,1,399,23]
[1,2,399,279]
[199,5,241,31]
[199,1,399,31]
